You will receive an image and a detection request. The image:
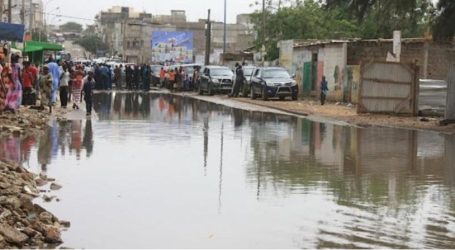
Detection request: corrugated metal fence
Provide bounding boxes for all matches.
[358,62,419,115]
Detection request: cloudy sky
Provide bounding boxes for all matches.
[47,0,257,26]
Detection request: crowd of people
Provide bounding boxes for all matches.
[0,53,96,116]
[111,63,201,92]
[0,51,252,118]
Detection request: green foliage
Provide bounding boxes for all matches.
[73,35,108,54]
[249,0,436,60]
[60,22,83,33]
[433,0,455,41]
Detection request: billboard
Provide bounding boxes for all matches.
[151,31,193,63]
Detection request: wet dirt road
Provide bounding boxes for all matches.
[1,92,455,248]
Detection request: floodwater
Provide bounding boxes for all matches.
[1,92,455,248]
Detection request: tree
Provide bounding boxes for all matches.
[433,0,455,41]
[73,35,108,54]
[60,22,83,33]
[325,0,434,38]
[249,0,360,60]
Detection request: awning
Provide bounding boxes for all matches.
[0,22,25,42]
[24,41,63,53]
[24,45,43,53]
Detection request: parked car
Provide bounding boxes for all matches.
[198,66,234,95]
[238,65,256,97]
[181,63,202,90]
[250,67,298,100]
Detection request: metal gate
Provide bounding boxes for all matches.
[357,62,419,115]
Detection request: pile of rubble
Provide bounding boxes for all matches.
[0,108,68,248]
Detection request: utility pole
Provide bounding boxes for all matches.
[205,9,211,66]
[29,0,33,30]
[0,0,3,22]
[223,0,227,55]
[261,0,265,65]
[7,0,11,23]
[21,0,25,24]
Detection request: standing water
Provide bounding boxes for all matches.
[1,92,455,248]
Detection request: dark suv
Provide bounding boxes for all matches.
[250,67,298,100]
[198,66,234,95]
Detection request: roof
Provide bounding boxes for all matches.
[262,67,287,70]
[24,41,63,53]
[293,37,435,49]
[205,65,230,69]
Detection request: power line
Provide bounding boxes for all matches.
[34,10,95,21]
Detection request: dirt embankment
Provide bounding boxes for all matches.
[0,108,69,248]
[232,98,455,134]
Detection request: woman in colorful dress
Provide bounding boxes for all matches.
[72,65,85,110]
[0,63,7,112]
[3,55,23,112]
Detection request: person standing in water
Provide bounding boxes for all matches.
[320,76,329,105]
[82,72,95,116]
[38,65,53,113]
[59,65,70,108]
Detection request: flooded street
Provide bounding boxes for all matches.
[1,92,455,248]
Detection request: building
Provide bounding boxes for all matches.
[279,38,454,103]
[96,7,255,64]
[1,0,43,30]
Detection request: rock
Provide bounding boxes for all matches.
[12,130,22,136]
[39,212,54,225]
[35,178,47,187]
[0,209,12,220]
[44,227,62,244]
[0,197,21,209]
[0,181,11,189]
[0,223,29,246]
[23,186,39,197]
[0,234,5,248]
[49,183,62,191]
[42,195,55,203]
[59,220,71,228]
[21,228,38,238]
[420,117,430,122]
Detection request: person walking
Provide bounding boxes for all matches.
[22,61,37,106]
[47,57,60,104]
[38,65,53,113]
[126,65,133,90]
[59,66,70,108]
[133,65,140,90]
[114,65,121,89]
[230,63,244,97]
[320,76,329,105]
[4,54,23,112]
[143,65,151,91]
[72,65,85,110]
[82,72,95,116]
[159,67,165,88]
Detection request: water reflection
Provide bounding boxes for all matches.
[0,119,94,169]
[1,93,454,248]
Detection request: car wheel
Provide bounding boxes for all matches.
[208,83,214,96]
[262,87,268,101]
[279,96,285,101]
[292,94,298,100]
[198,84,204,95]
[250,87,256,100]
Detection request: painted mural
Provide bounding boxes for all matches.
[151,31,193,63]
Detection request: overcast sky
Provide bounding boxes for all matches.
[47,0,257,26]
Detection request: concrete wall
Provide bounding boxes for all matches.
[348,41,452,80]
